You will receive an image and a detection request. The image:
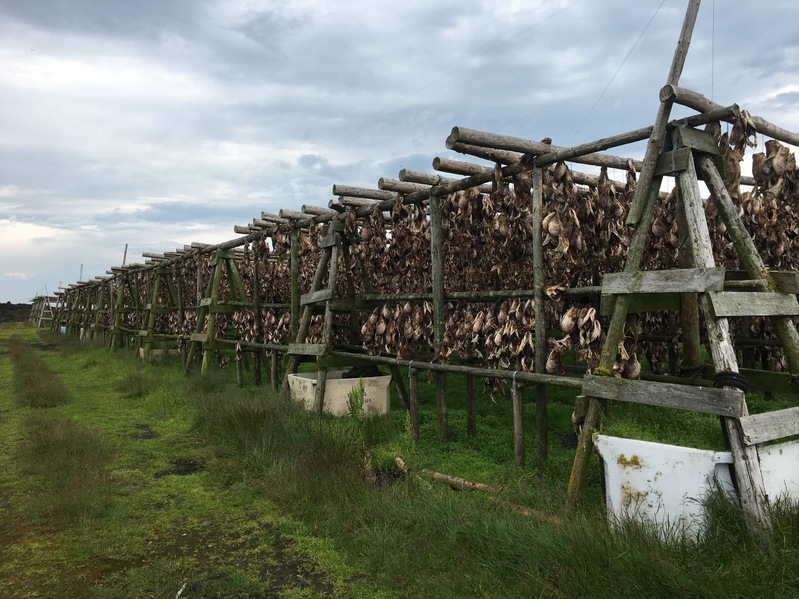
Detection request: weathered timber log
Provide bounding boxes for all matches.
[409,367,420,442]
[332,185,395,201]
[422,469,562,524]
[301,205,338,218]
[532,166,548,464]
[378,178,430,194]
[512,380,524,468]
[330,350,583,388]
[678,143,771,528]
[626,0,700,226]
[466,374,477,437]
[566,174,665,507]
[662,85,799,147]
[448,126,643,171]
[430,187,448,441]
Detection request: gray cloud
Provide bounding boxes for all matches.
[1,0,798,301]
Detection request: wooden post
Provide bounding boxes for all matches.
[676,192,702,371]
[697,155,799,372]
[283,243,332,381]
[143,272,163,362]
[251,240,264,388]
[290,229,300,342]
[270,351,280,392]
[409,368,420,442]
[566,178,663,507]
[531,165,548,463]
[430,188,448,440]
[200,254,225,374]
[626,0,701,226]
[236,344,244,388]
[679,147,770,529]
[313,368,328,415]
[389,365,410,409]
[567,0,701,506]
[466,374,477,437]
[111,275,126,351]
[513,379,525,468]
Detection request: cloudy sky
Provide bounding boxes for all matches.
[2,0,798,302]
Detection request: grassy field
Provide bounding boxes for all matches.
[1,322,798,598]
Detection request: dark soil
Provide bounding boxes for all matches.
[129,423,159,439]
[154,458,206,478]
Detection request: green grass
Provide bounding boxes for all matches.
[8,334,72,407]
[1,323,798,598]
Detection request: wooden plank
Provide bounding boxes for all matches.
[582,374,744,417]
[726,270,799,294]
[327,298,374,313]
[708,291,799,317]
[600,293,680,317]
[654,146,692,176]
[678,143,771,528]
[200,297,212,307]
[288,343,328,356]
[300,288,334,306]
[190,333,208,343]
[740,407,799,446]
[208,304,240,314]
[676,125,720,156]
[602,268,725,295]
[319,234,338,249]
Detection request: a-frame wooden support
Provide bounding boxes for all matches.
[284,219,344,413]
[185,249,249,374]
[283,218,375,414]
[567,121,799,528]
[140,266,183,361]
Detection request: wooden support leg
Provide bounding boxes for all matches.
[254,351,262,387]
[536,383,548,464]
[313,368,328,415]
[409,368,420,442]
[271,351,280,392]
[466,374,477,437]
[679,149,770,529]
[435,372,448,441]
[389,364,410,409]
[513,381,525,468]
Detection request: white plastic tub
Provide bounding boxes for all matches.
[595,434,799,538]
[594,434,735,538]
[287,371,391,417]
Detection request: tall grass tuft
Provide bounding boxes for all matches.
[17,413,114,522]
[8,336,71,407]
[115,368,157,399]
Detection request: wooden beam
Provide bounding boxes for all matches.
[678,142,771,528]
[582,375,744,417]
[448,127,643,171]
[626,0,701,226]
[708,291,799,318]
[740,407,799,446]
[603,268,725,295]
[332,184,395,201]
[662,85,799,147]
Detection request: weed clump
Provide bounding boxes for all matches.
[8,336,71,407]
[17,413,114,522]
[116,368,157,399]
